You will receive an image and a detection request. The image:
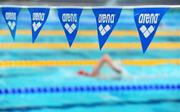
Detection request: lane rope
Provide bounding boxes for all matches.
[0,43,179,49]
[0,30,180,37]
[0,59,179,67]
[0,84,180,95]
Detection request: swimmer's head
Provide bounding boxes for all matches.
[78,70,88,76]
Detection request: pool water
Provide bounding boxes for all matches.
[0,8,179,112]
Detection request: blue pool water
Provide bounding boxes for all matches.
[0,8,179,112]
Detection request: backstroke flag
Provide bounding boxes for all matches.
[134,8,168,53]
[29,8,49,43]
[58,8,83,47]
[93,8,121,50]
[2,7,20,40]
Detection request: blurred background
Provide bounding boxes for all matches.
[0,0,180,6]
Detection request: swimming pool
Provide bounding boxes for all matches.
[0,8,179,112]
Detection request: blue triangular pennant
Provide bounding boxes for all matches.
[2,7,20,40]
[134,8,169,53]
[58,8,82,47]
[29,8,49,43]
[93,8,121,50]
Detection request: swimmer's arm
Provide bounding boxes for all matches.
[103,55,123,74]
[91,55,123,76]
[90,55,112,76]
[80,55,124,77]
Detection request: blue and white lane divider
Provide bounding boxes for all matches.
[0,84,180,95]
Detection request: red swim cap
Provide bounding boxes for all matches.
[78,70,86,75]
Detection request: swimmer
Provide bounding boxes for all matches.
[78,54,128,80]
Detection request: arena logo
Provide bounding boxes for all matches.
[93,8,121,49]
[62,13,78,34]
[138,13,160,38]
[138,13,160,24]
[29,8,49,43]
[98,14,115,36]
[134,8,168,53]
[6,12,16,30]
[58,8,82,47]
[2,7,20,40]
[98,14,115,23]
[32,13,45,31]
